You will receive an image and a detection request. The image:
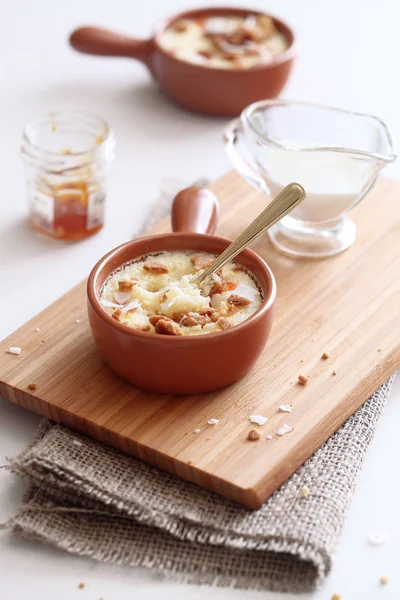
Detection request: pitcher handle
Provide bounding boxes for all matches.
[224,118,269,195]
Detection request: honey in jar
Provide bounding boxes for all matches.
[21,112,115,241]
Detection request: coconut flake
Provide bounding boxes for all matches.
[279,404,292,413]
[211,273,222,284]
[265,434,273,440]
[234,283,259,302]
[367,532,389,546]
[208,418,219,425]
[204,17,237,35]
[7,347,21,355]
[276,424,293,436]
[250,415,268,426]
[101,299,122,309]
[121,300,141,314]
[193,428,201,434]
[114,291,132,305]
[210,293,229,309]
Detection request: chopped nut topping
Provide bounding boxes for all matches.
[143,262,169,274]
[27,383,37,390]
[118,279,136,291]
[227,294,251,307]
[247,429,261,441]
[197,49,212,59]
[211,280,237,295]
[133,325,151,332]
[190,254,215,270]
[198,307,216,316]
[218,317,231,330]
[173,20,188,33]
[180,313,210,327]
[298,374,308,385]
[321,352,330,359]
[300,486,310,498]
[149,315,170,326]
[154,318,183,336]
[112,309,122,322]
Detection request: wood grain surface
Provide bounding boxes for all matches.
[1,172,399,509]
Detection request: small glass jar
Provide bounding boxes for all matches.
[21,111,116,241]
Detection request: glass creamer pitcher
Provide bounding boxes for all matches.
[224,100,396,257]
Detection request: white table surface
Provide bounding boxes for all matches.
[1,0,399,598]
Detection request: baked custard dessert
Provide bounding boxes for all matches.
[100,251,263,336]
[158,13,289,69]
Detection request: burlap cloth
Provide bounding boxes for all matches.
[4,182,397,593]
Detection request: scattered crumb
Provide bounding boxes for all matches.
[277,424,293,436]
[300,486,310,498]
[265,434,273,440]
[78,582,85,590]
[35,327,40,332]
[206,436,210,440]
[75,319,80,323]
[27,383,37,390]
[298,374,308,385]
[300,359,304,363]
[249,415,268,426]
[207,418,219,425]
[41,340,45,343]
[7,347,21,355]
[379,575,389,585]
[367,531,389,546]
[321,352,330,359]
[331,594,341,600]
[247,429,261,441]
[332,370,337,376]
[279,404,292,413]
[193,428,201,434]
[187,460,193,465]
[377,348,382,352]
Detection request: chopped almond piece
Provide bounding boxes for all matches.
[298,374,308,385]
[173,20,188,33]
[154,318,183,336]
[143,263,169,274]
[27,383,37,390]
[211,280,237,295]
[321,352,330,359]
[218,317,231,330]
[180,313,210,327]
[198,307,216,317]
[247,429,261,441]
[118,279,136,291]
[149,314,171,326]
[112,309,122,322]
[190,254,215,271]
[227,294,251,307]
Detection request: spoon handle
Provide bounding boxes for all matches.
[197,182,306,284]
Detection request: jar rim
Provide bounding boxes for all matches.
[22,110,114,157]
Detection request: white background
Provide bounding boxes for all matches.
[1,0,399,598]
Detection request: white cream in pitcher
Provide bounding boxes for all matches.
[100,251,263,336]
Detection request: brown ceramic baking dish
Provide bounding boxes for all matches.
[69,6,295,116]
[87,187,276,394]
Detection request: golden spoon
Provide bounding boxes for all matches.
[196,182,306,284]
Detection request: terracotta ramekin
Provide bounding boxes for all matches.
[69,7,296,117]
[87,187,276,394]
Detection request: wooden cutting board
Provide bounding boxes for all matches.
[1,172,399,509]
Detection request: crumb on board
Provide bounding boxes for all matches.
[331,594,341,600]
[75,319,80,323]
[27,383,37,390]
[377,348,382,352]
[35,327,40,332]
[298,374,308,385]
[7,347,21,355]
[279,404,292,413]
[208,418,219,425]
[321,352,330,359]
[277,424,293,436]
[249,414,268,426]
[332,370,337,376]
[379,575,389,585]
[265,434,273,440]
[300,359,304,363]
[247,429,261,441]
[206,436,210,440]
[193,428,201,434]
[187,460,193,465]
[300,486,310,498]
[78,582,85,589]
